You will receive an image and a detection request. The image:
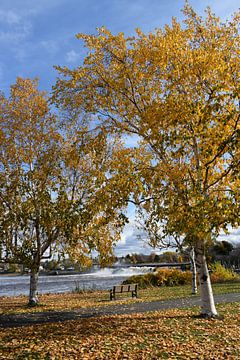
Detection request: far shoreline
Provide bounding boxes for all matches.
[0,270,85,277]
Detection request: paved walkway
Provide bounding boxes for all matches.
[0,293,239,328]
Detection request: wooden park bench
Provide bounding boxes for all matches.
[110,283,138,300]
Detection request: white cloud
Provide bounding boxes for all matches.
[20,0,67,17]
[0,10,21,25]
[116,209,240,256]
[115,229,154,256]
[219,227,240,245]
[114,207,155,256]
[65,50,81,63]
[0,10,32,43]
[119,223,135,245]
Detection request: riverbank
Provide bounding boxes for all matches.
[0,270,82,276]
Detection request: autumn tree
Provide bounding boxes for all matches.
[0,78,63,306]
[53,4,240,317]
[0,78,129,305]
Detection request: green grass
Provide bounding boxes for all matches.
[136,281,240,302]
[0,281,239,316]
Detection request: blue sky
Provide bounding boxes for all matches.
[1,0,239,255]
[1,0,239,93]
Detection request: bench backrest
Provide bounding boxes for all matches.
[113,284,138,293]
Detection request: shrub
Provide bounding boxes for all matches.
[123,264,240,289]
[210,262,240,283]
[123,268,192,288]
[122,273,158,288]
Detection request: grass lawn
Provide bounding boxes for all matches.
[0,281,239,315]
[0,282,239,359]
[0,302,239,359]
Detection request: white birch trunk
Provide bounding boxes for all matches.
[195,243,218,317]
[29,269,39,306]
[190,247,197,294]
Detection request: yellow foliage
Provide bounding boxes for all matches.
[0,78,130,284]
[52,4,240,249]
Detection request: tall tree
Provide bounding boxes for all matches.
[53,5,240,317]
[0,78,128,305]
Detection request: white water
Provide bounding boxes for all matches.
[0,266,153,297]
[88,266,153,277]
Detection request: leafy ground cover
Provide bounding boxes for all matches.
[0,281,239,315]
[0,302,239,359]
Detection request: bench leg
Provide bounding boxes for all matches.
[110,290,115,300]
[132,290,138,298]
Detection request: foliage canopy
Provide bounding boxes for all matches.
[53,5,240,248]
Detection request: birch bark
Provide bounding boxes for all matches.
[29,268,39,306]
[190,247,197,294]
[195,242,218,317]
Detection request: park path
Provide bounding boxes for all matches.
[0,292,239,328]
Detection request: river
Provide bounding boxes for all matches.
[0,266,152,297]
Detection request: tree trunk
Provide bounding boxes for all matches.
[29,268,39,306]
[190,247,197,294]
[195,243,218,317]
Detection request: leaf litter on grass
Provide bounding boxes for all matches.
[0,302,239,359]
